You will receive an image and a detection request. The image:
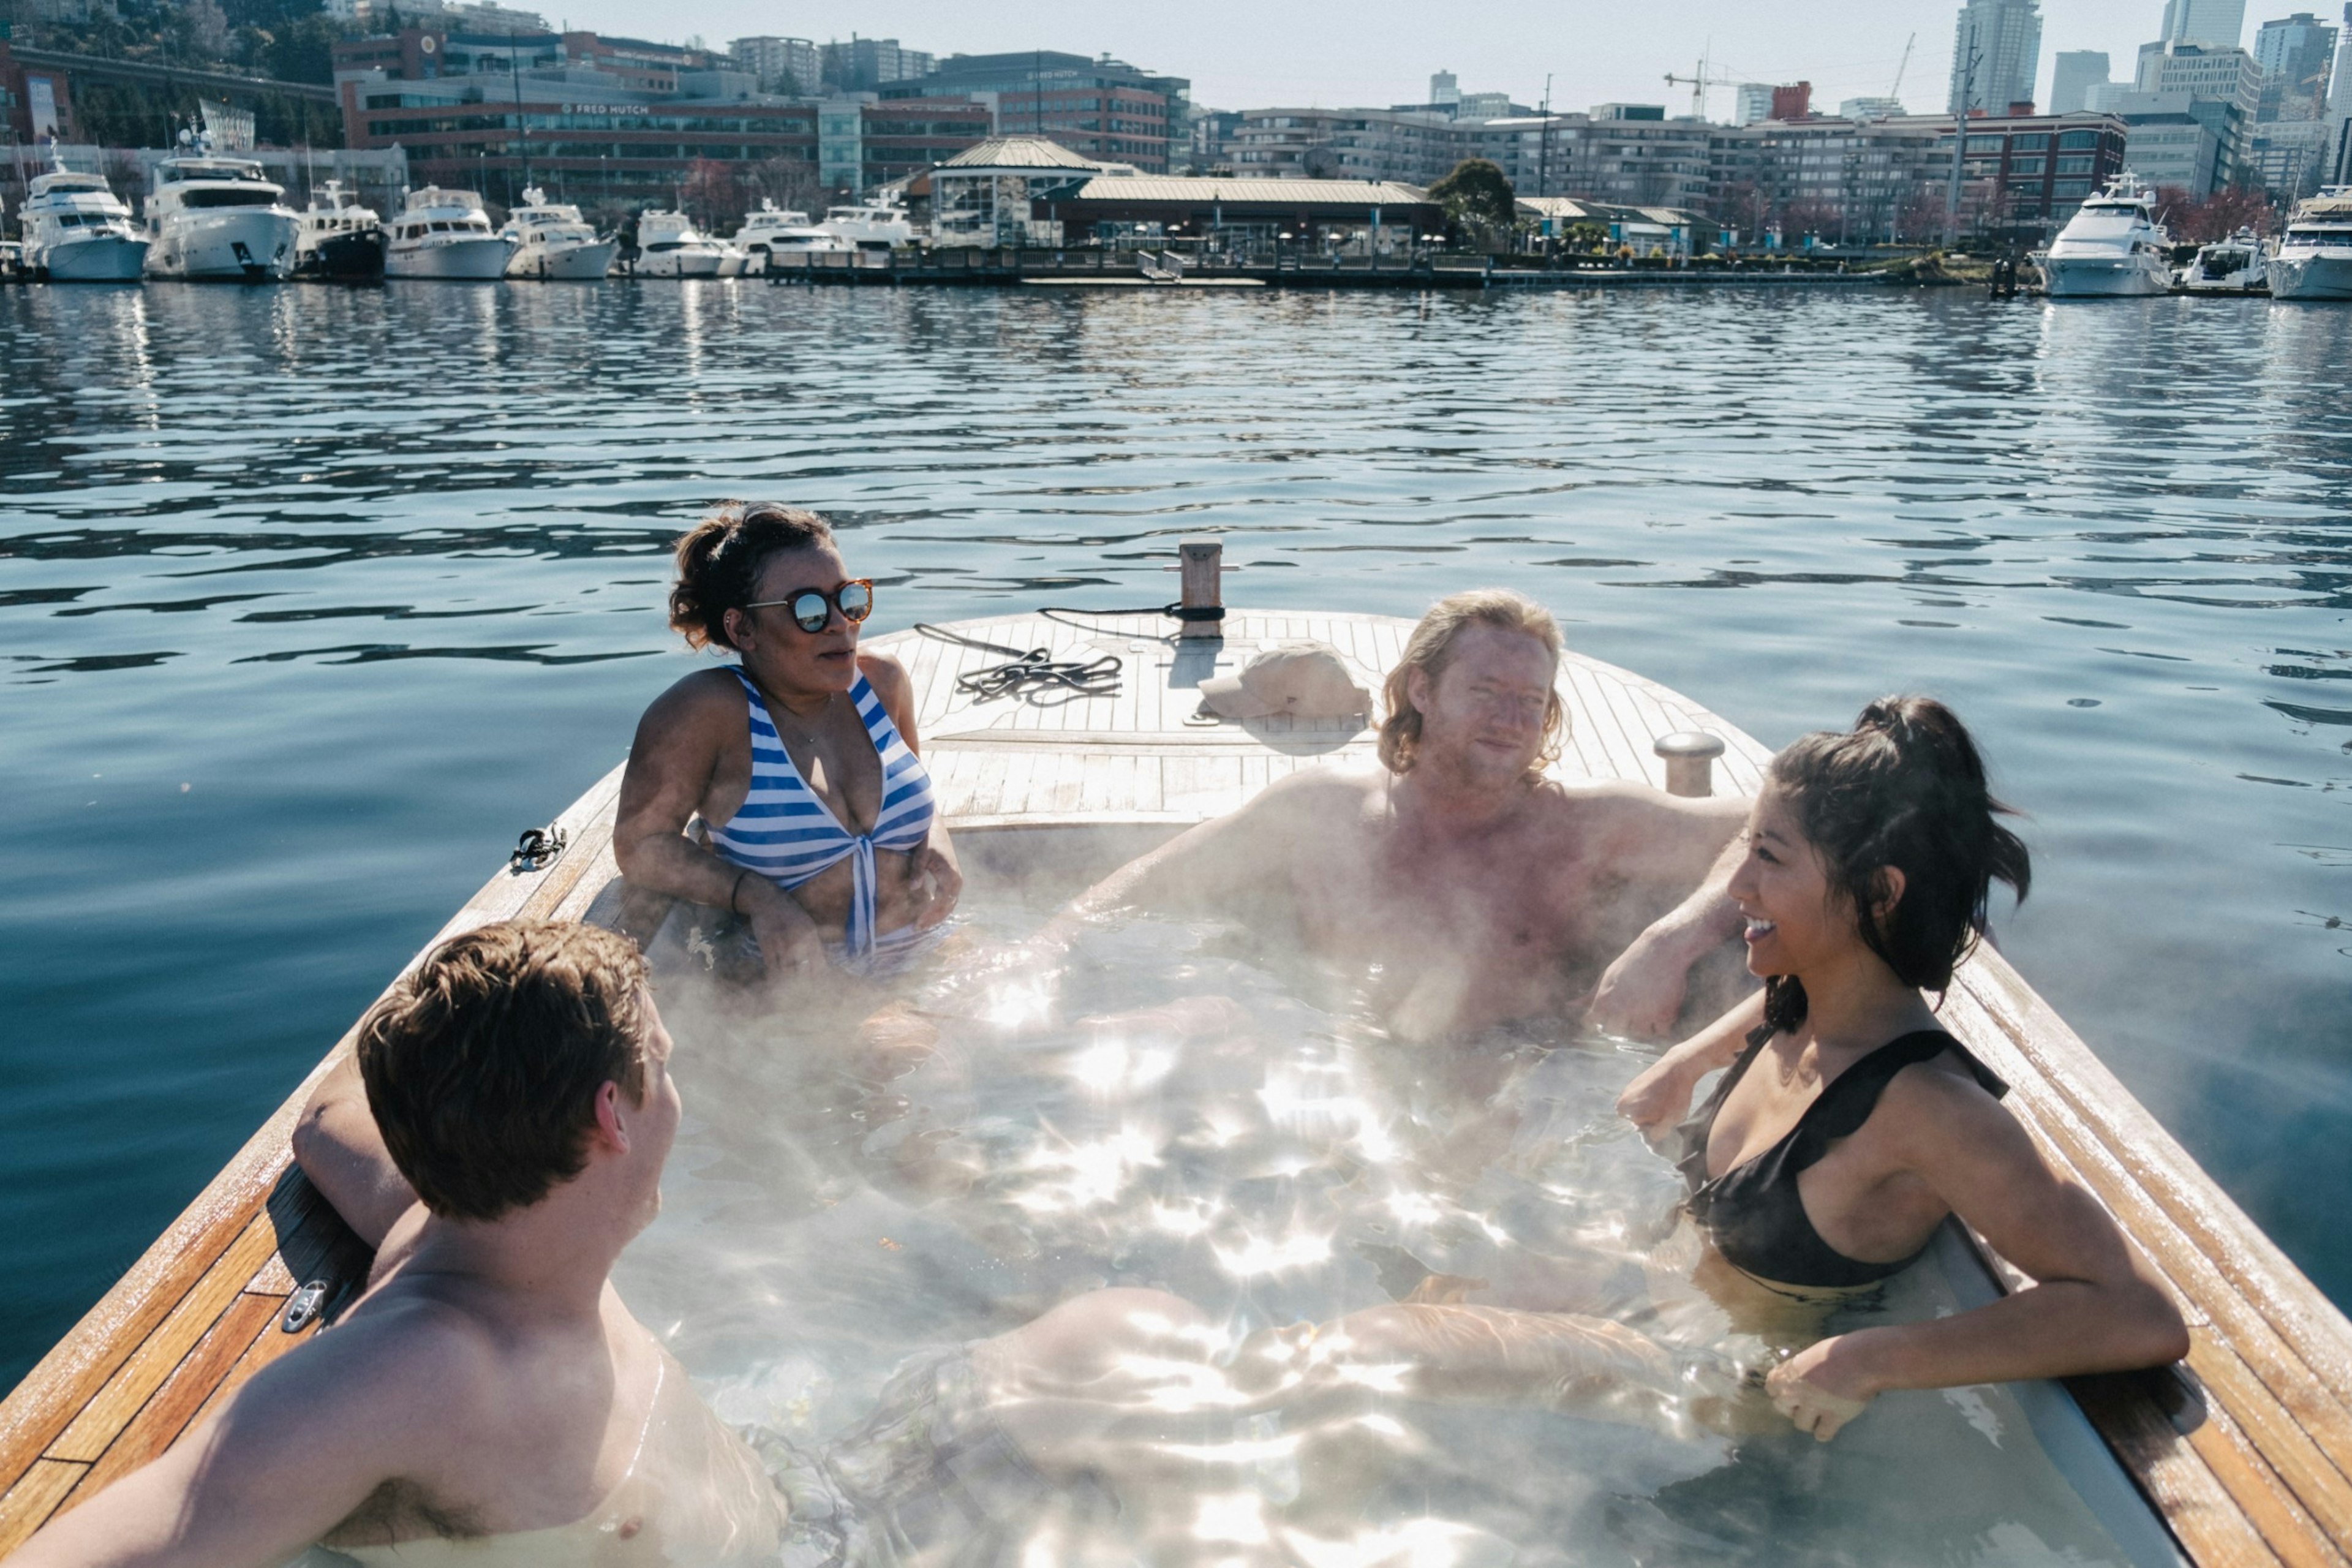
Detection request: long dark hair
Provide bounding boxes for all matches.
[1761,696,2031,1033]
[666,502,834,652]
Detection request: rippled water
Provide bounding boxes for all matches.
[618,900,2160,1567]
[1,281,2347,1397]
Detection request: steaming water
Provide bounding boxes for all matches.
[1,279,2346,1415]
[613,895,2157,1567]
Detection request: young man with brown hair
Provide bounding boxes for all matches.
[12,920,785,1567]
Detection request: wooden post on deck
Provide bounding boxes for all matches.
[1654,731,1725,797]
[1178,537,1223,639]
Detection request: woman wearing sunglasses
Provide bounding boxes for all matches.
[614,502,961,978]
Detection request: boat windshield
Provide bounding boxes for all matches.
[178,188,281,209]
[2060,211,2143,239]
[616,892,2171,1568]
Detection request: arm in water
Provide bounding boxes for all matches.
[1763,1066,2188,1441]
[1615,989,1766,1137]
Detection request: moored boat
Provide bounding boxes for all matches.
[632,208,729,277]
[733,199,848,273]
[18,152,148,282]
[141,145,300,283]
[2035,174,2173,298]
[292,179,385,282]
[2267,186,2352,301]
[384,187,513,281]
[501,187,619,281]
[1,543,2346,1566]
[820,195,916,251]
[2176,227,2267,295]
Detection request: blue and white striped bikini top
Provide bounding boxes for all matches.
[707,665,938,957]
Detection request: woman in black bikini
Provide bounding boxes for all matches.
[1618,696,2187,1439]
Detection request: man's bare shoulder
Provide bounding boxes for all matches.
[1534,777,1747,834]
[1242,760,1387,818]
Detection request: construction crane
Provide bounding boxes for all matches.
[1664,45,1740,121]
[1889,32,1915,102]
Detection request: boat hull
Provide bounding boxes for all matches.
[2267,250,2352,300]
[143,212,298,282]
[295,230,385,281]
[31,234,149,282]
[386,237,513,280]
[506,239,619,280]
[2041,254,2171,298]
[635,250,726,278]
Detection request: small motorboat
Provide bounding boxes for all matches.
[2176,228,2267,295]
[501,188,619,281]
[293,180,385,282]
[383,187,513,281]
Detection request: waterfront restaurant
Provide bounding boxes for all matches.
[926,136,1107,247]
[1050,175,1444,247]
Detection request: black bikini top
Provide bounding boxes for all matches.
[1675,1025,2007,1290]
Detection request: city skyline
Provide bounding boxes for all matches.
[527,0,2233,116]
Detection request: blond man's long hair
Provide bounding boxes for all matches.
[1378,589,1567,778]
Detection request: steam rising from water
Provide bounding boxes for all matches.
[617,895,2148,1566]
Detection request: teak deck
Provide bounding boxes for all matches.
[2,609,2346,1566]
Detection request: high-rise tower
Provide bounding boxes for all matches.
[1948,0,2043,114]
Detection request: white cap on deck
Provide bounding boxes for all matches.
[1197,643,1374,721]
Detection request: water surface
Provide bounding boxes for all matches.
[1,280,2347,1391]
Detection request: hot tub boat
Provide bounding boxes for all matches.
[1,542,2345,1566]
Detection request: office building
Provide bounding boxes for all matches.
[882,51,1188,173]
[1706,109,2123,244]
[729,36,818,97]
[1771,83,1814,120]
[2255,12,2338,119]
[1430,70,1460,107]
[1949,0,2043,114]
[2162,0,2248,47]
[821,38,933,94]
[1838,96,1907,120]
[2116,93,2232,189]
[1734,83,1776,126]
[2051,51,2111,114]
[333,25,989,207]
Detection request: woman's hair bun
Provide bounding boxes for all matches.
[667,502,834,652]
[1765,695,2030,1012]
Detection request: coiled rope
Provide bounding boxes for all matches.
[914,601,1223,707]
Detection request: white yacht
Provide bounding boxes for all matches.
[142,148,300,282]
[2034,174,2173,298]
[384,187,513,280]
[293,180,384,281]
[733,200,850,273]
[19,153,148,281]
[819,198,915,251]
[2267,187,2352,301]
[632,209,729,277]
[501,187,619,280]
[2176,227,2267,295]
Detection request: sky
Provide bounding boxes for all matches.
[535,1,2239,116]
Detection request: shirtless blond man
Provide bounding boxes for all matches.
[12,921,784,1568]
[1063,590,1750,1041]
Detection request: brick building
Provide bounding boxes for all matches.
[333,26,987,210]
[883,51,1188,173]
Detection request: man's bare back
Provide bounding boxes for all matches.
[1063,600,1749,1041]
